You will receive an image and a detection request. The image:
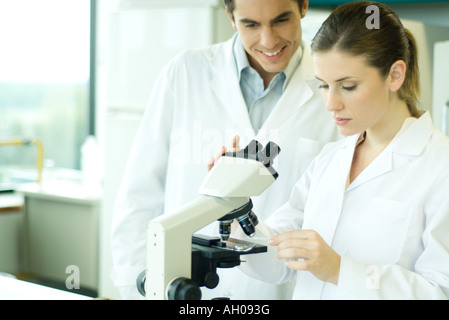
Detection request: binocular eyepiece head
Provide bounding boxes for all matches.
[223,140,281,175]
[218,140,281,241]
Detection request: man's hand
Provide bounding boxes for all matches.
[206,135,241,171]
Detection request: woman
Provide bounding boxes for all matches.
[225,1,449,299]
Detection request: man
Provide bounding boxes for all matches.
[111,0,339,300]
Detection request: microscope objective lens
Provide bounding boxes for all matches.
[238,215,256,237]
[219,220,232,241]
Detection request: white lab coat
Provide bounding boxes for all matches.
[110,34,339,299]
[239,112,449,299]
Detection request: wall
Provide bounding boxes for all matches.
[390,3,449,28]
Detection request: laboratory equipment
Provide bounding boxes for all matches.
[138,140,280,300]
[0,138,44,184]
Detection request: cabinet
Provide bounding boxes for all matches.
[0,193,24,274]
[20,182,99,293]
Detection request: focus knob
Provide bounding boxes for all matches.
[167,277,201,300]
[136,270,146,297]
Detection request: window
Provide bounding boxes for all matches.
[0,0,93,186]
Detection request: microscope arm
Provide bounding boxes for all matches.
[145,195,248,299]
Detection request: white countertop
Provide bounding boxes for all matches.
[0,193,23,210]
[17,181,101,205]
[0,276,90,300]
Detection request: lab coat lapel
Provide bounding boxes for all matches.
[210,36,255,136]
[346,148,393,192]
[323,135,359,241]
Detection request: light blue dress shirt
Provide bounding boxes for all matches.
[233,35,303,131]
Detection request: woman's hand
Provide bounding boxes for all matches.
[269,230,341,285]
[206,135,241,171]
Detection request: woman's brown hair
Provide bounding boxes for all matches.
[311,1,421,117]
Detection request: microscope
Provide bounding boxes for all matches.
[137,140,280,300]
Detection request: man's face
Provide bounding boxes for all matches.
[228,0,307,79]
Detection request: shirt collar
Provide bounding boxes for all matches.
[233,35,250,78]
[233,34,303,87]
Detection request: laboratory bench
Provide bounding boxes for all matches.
[0,274,90,300]
[0,181,100,298]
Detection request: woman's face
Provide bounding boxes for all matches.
[313,48,393,136]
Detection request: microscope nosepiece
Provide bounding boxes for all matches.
[218,200,259,240]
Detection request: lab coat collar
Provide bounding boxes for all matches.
[282,43,303,90]
[391,111,433,156]
[342,111,434,192]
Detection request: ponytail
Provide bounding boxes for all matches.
[400,29,421,117]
